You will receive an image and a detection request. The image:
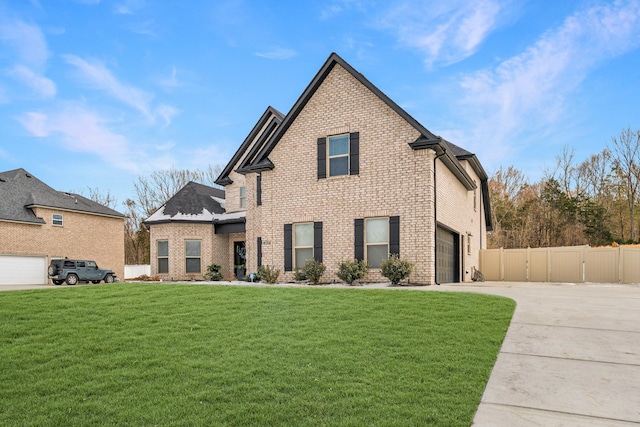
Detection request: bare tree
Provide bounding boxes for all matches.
[609,127,640,242]
[125,165,223,264]
[76,187,119,210]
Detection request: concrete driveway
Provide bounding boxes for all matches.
[436,282,640,426]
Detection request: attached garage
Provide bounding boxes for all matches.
[436,226,459,284]
[0,255,47,285]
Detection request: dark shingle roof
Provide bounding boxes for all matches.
[162,181,225,217]
[0,168,124,224]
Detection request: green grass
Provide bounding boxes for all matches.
[0,284,514,426]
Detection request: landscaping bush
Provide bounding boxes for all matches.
[204,264,224,281]
[336,259,369,285]
[257,265,280,284]
[302,258,326,285]
[293,268,307,281]
[380,254,413,285]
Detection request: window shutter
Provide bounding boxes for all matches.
[317,137,326,179]
[349,132,359,175]
[256,173,262,206]
[390,216,400,256]
[257,237,262,267]
[354,218,364,261]
[313,222,323,263]
[284,224,293,271]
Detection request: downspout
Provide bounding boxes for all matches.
[434,148,446,285]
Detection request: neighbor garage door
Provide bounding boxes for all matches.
[0,255,47,285]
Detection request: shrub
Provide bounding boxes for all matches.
[336,259,368,285]
[293,268,307,281]
[257,265,280,284]
[380,254,413,286]
[204,264,224,281]
[302,258,326,285]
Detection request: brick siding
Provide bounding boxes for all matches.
[243,64,483,285]
[0,208,124,280]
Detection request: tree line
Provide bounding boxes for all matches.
[488,127,640,249]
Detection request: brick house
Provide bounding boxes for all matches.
[147,53,492,284]
[0,168,125,285]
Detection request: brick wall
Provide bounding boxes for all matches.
[0,208,124,280]
[243,63,482,284]
[149,222,234,281]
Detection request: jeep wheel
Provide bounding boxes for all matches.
[66,274,78,285]
[104,274,114,284]
[48,266,55,275]
[52,279,64,285]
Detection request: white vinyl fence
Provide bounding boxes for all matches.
[124,264,151,279]
[480,245,640,284]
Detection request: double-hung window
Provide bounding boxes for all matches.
[328,134,349,176]
[52,213,63,226]
[158,240,169,274]
[239,186,246,208]
[284,222,322,271]
[366,218,389,268]
[185,240,201,273]
[355,216,399,268]
[294,223,314,269]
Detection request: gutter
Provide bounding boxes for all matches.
[433,148,447,285]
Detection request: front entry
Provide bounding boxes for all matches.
[234,241,246,279]
[436,226,459,284]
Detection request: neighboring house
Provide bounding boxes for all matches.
[147,52,492,284]
[0,168,125,285]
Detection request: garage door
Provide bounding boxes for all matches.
[436,227,459,284]
[0,255,47,285]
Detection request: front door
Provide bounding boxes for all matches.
[234,241,246,279]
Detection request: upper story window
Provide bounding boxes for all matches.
[52,213,63,226]
[317,132,359,179]
[328,134,349,176]
[240,186,246,208]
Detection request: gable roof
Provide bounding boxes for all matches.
[214,106,284,185]
[144,181,245,225]
[245,53,474,189]
[0,168,124,224]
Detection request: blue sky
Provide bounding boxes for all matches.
[1,0,639,210]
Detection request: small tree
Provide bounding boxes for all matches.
[380,254,413,286]
[336,259,368,285]
[302,258,326,285]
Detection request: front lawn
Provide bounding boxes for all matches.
[0,284,514,426]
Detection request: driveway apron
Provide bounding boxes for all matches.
[437,282,640,426]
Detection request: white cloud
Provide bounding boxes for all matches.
[0,19,49,67]
[18,106,138,172]
[62,54,155,119]
[155,103,179,126]
[155,66,183,90]
[255,47,297,60]
[376,0,503,66]
[450,0,640,165]
[7,65,56,97]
